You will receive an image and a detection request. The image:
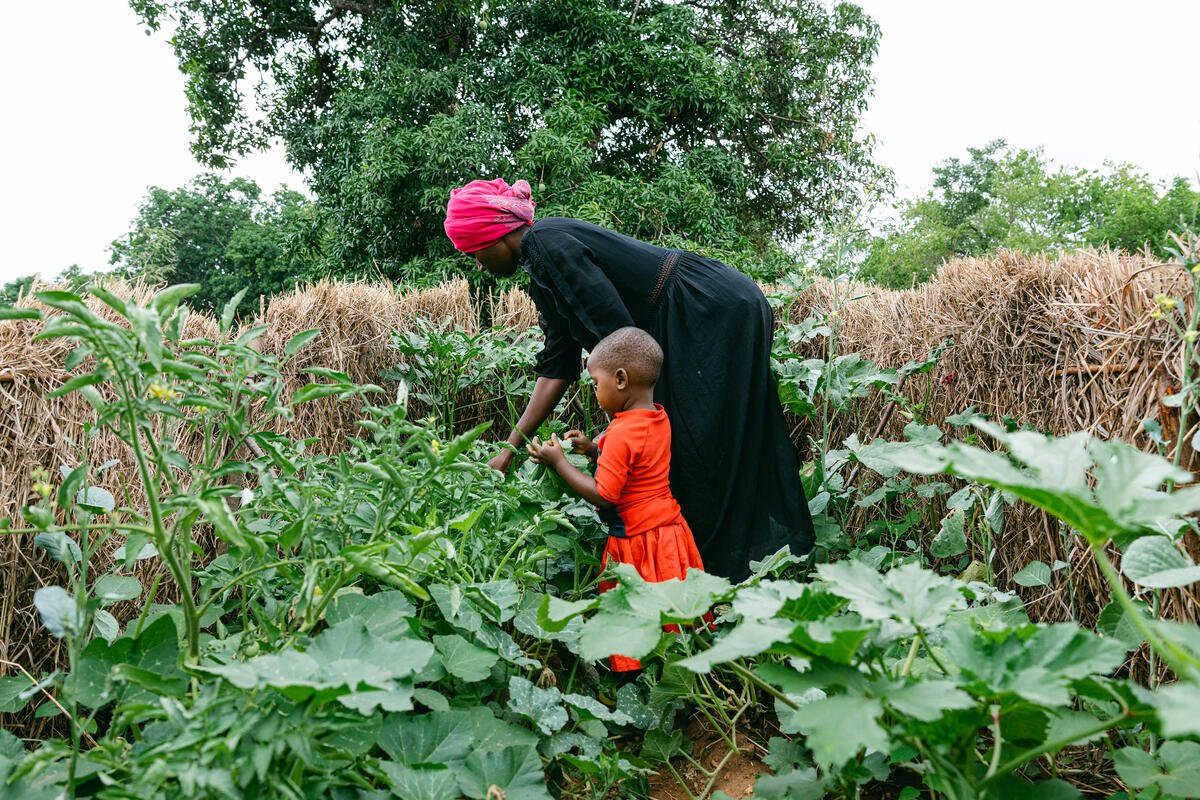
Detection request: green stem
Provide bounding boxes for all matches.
[195,558,309,621]
[979,713,1130,785]
[491,524,535,581]
[727,661,799,710]
[1092,542,1199,678]
[916,627,951,676]
[900,635,920,678]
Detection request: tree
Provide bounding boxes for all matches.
[131,0,883,281]
[110,174,319,311]
[856,141,1200,288]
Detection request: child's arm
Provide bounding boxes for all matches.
[526,434,614,508]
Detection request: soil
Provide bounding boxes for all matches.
[647,716,766,799]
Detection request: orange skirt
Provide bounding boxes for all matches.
[599,519,707,672]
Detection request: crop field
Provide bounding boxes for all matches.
[2,238,1200,800]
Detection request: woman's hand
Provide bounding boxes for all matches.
[487,448,516,473]
[562,429,598,461]
[526,434,567,467]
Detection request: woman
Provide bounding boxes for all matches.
[444,178,813,581]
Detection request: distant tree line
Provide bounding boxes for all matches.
[845,141,1200,288]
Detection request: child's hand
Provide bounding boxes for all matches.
[562,429,598,460]
[526,434,567,467]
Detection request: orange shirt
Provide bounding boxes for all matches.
[594,404,683,536]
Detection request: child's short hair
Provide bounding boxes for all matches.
[589,327,663,386]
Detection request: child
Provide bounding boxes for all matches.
[526,327,706,672]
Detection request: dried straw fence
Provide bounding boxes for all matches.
[1,249,1195,700]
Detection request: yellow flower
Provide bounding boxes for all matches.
[31,467,52,498]
[430,438,441,455]
[147,381,180,402]
[1150,308,1165,320]
[1154,293,1177,310]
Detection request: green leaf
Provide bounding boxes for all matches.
[1114,741,1200,796]
[507,676,568,735]
[930,508,967,558]
[1095,599,1146,651]
[944,622,1126,707]
[381,763,461,800]
[455,745,552,800]
[202,619,433,712]
[292,382,346,404]
[34,531,82,565]
[91,610,120,643]
[327,591,416,641]
[878,679,975,722]
[675,618,795,672]
[1014,561,1052,588]
[1122,535,1200,589]
[380,712,474,767]
[0,306,41,320]
[789,694,889,769]
[220,287,248,333]
[536,594,595,632]
[152,284,201,317]
[817,560,965,631]
[0,676,34,713]
[578,610,662,663]
[434,634,499,682]
[562,692,634,725]
[34,585,81,638]
[75,486,116,513]
[284,328,321,358]
[48,372,106,398]
[125,303,163,371]
[92,575,142,605]
[1153,681,1200,737]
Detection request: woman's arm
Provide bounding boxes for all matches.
[487,376,572,472]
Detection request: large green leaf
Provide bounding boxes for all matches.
[506,676,567,735]
[788,694,889,769]
[455,745,552,800]
[92,575,142,605]
[1114,741,1200,797]
[382,763,462,800]
[857,421,1200,545]
[578,610,662,663]
[943,622,1125,707]
[1153,681,1200,737]
[202,619,432,712]
[930,509,967,558]
[1121,535,1200,589]
[34,586,81,638]
[817,560,965,631]
[675,618,795,672]
[433,634,499,682]
[326,591,416,641]
[875,679,975,722]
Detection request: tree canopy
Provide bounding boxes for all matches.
[855,141,1200,288]
[109,174,318,311]
[131,0,883,281]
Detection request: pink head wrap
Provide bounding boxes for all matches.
[443,178,537,253]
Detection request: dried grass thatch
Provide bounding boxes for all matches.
[781,249,1196,637]
[3,250,1198,730]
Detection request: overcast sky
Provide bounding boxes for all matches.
[1,1,1196,284]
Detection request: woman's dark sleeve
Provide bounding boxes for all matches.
[526,227,635,345]
[528,279,583,380]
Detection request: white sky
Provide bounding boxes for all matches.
[1,1,1197,284]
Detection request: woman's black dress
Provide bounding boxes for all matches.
[520,218,814,581]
